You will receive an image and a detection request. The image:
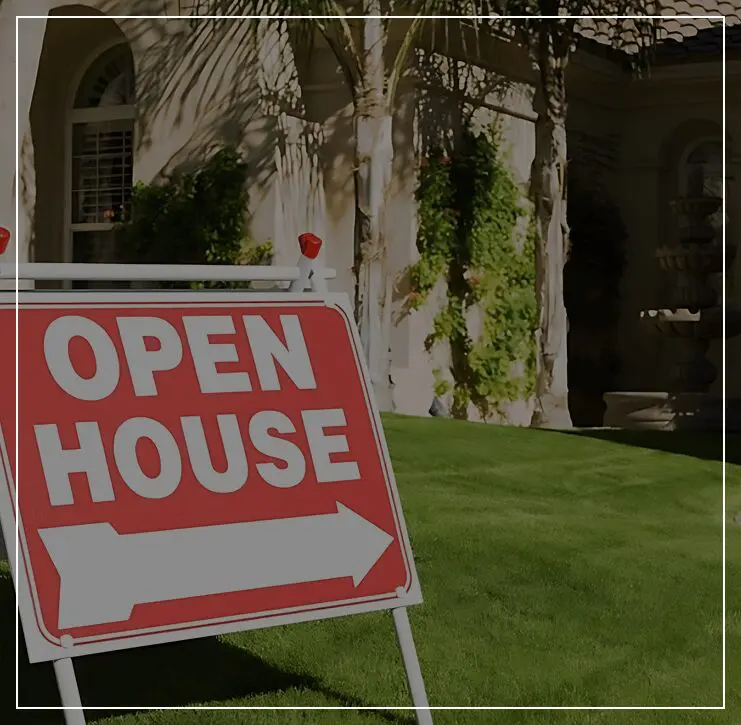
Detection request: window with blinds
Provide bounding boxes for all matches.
[71,119,134,225]
[67,42,136,288]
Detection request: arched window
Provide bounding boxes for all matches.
[678,138,724,235]
[680,139,722,198]
[68,42,135,286]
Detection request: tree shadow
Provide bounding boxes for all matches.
[557,428,737,465]
[1,569,411,724]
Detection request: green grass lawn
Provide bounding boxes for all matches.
[2,414,738,724]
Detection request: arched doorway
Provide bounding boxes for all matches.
[67,41,135,288]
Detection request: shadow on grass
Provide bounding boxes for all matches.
[1,573,410,724]
[559,428,738,465]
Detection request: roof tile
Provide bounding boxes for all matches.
[577,2,741,57]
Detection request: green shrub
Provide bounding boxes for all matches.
[116,146,272,289]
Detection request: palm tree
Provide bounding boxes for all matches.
[491,3,658,428]
[193,1,489,410]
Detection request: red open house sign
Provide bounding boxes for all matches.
[0,291,421,663]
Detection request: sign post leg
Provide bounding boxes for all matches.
[53,658,86,725]
[392,606,433,725]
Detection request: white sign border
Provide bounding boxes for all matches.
[0,290,422,663]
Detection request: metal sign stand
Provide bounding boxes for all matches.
[52,658,85,725]
[2,233,433,725]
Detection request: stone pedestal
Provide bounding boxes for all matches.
[604,392,741,431]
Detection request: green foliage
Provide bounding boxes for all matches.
[410,126,537,421]
[116,146,272,289]
[409,155,457,307]
[432,368,452,397]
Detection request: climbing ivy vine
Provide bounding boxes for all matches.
[409,126,537,421]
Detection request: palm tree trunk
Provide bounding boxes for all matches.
[353,9,394,410]
[529,32,572,429]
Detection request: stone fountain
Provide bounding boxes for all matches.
[603,194,741,431]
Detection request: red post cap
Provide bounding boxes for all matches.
[298,232,323,260]
[0,227,9,255]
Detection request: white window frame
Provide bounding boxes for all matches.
[63,38,136,287]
